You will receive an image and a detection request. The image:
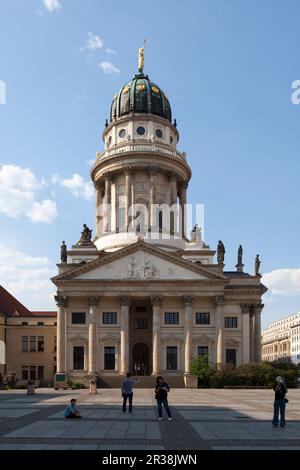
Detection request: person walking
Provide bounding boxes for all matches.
[155,376,172,421]
[121,372,139,413]
[272,376,288,428]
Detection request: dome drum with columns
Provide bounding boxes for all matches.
[52,49,267,389]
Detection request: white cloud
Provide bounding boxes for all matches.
[99,61,120,75]
[106,48,117,55]
[43,0,61,12]
[52,173,94,200]
[0,245,56,310]
[263,268,300,295]
[0,164,57,224]
[84,32,103,51]
[26,200,58,223]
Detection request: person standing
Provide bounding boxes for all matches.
[121,372,139,413]
[155,376,172,421]
[272,376,288,428]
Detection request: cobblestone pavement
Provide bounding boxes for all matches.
[1,388,300,450]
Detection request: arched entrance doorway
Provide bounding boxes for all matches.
[132,342,150,376]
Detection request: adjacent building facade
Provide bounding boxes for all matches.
[262,312,300,364]
[0,285,56,384]
[52,56,267,387]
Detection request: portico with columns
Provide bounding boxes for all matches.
[52,52,267,388]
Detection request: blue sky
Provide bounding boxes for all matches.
[0,0,299,328]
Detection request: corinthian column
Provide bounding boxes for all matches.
[88,296,99,374]
[253,304,264,362]
[120,296,130,375]
[179,182,188,239]
[149,167,156,230]
[214,295,225,368]
[55,295,68,373]
[170,172,177,235]
[241,304,250,363]
[124,168,132,231]
[183,295,194,375]
[151,295,163,376]
[104,174,112,232]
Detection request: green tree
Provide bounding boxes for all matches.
[191,354,213,387]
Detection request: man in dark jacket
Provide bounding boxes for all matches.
[155,376,172,421]
[272,376,288,428]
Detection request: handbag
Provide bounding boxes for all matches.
[284,397,289,403]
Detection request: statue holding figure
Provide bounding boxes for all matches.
[217,240,225,264]
[190,224,202,244]
[144,261,155,279]
[138,39,146,73]
[255,254,261,276]
[77,224,93,246]
[60,241,67,263]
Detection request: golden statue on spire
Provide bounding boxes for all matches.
[138,39,146,73]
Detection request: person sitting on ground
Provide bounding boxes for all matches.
[64,398,81,418]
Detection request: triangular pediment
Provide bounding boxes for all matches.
[52,240,227,283]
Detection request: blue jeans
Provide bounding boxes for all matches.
[272,399,286,426]
[122,393,133,412]
[157,398,172,418]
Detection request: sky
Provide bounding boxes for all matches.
[0,0,299,328]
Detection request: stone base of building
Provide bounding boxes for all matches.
[183,373,198,389]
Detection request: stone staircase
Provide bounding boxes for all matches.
[97,375,185,389]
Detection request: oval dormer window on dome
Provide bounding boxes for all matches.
[136,126,146,136]
[119,129,126,139]
[156,129,163,138]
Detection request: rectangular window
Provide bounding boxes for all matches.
[225,317,238,328]
[21,322,28,326]
[134,318,148,329]
[22,336,28,352]
[198,346,209,357]
[30,336,36,352]
[158,210,163,230]
[37,366,44,381]
[103,312,117,324]
[37,322,44,326]
[104,346,115,370]
[226,348,236,367]
[196,313,210,325]
[119,207,125,229]
[165,312,179,325]
[166,346,177,370]
[72,312,86,324]
[73,346,84,370]
[54,336,57,352]
[22,366,28,380]
[38,336,44,352]
[30,366,36,380]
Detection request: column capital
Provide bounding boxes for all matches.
[119,296,131,307]
[151,295,163,307]
[88,296,100,307]
[148,166,157,176]
[124,166,133,176]
[240,303,251,314]
[214,295,225,306]
[103,171,112,181]
[252,303,264,313]
[182,295,195,305]
[55,295,68,308]
[180,181,188,191]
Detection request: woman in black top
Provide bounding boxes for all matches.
[155,376,172,421]
[272,376,288,427]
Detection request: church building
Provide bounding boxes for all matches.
[52,51,267,388]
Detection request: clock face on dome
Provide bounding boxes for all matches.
[122,85,131,94]
[136,83,146,92]
[151,85,160,94]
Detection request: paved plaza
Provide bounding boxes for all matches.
[0,388,300,450]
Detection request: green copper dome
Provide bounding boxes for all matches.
[110,73,172,123]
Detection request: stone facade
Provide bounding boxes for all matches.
[52,63,267,388]
[262,312,300,363]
